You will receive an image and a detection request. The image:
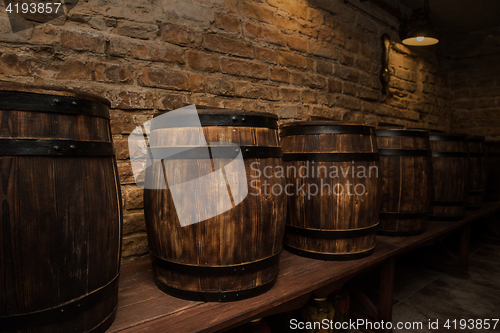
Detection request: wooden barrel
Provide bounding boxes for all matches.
[376,128,432,236]
[485,141,500,202]
[280,121,380,260]
[0,83,122,332]
[466,136,488,209]
[428,133,470,221]
[144,109,286,302]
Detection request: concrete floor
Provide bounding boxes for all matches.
[390,242,500,332]
[351,232,500,333]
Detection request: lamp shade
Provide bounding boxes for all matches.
[402,20,439,46]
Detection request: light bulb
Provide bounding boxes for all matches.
[416,36,425,42]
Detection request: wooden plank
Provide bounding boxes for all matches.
[377,202,500,254]
[109,243,398,333]
[109,202,500,333]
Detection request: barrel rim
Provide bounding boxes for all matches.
[0,81,111,107]
[157,108,278,119]
[429,133,468,142]
[280,120,374,128]
[376,128,430,138]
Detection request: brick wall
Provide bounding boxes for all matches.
[0,0,454,260]
[450,30,500,140]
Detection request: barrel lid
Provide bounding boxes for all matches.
[407,128,444,133]
[280,120,373,128]
[280,121,375,137]
[0,80,111,107]
[376,127,429,138]
[152,107,278,130]
[429,132,468,142]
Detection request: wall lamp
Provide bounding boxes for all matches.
[399,0,439,46]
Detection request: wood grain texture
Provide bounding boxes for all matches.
[429,134,470,221]
[376,129,432,235]
[107,202,500,333]
[144,109,286,301]
[485,141,500,202]
[0,87,121,333]
[280,121,380,259]
[467,137,487,209]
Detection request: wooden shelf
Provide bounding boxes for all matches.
[108,202,500,333]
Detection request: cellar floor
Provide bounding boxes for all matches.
[351,222,500,333]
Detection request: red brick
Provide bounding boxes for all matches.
[30,24,61,45]
[274,13,301,32]
[205,77,235,96]
[280,88,301,102]
[359,43,374,59]
[187,73,205,92]
[115,21,159,40]
[221,58,268,79]
[270,67,290,83]
[203,34,253,58]
[327,78,342,93]
[60,28,105,53]
[95,63,132,83]
[110,36,185,63]
[138,68,188,90]
[355,14,378,34]
[234,82,280,101]
[117,161,135,185]
[359,87,381,101]
[278,51,310,69]
[255,47,280,64]
[267,0,319,22]
[336,95,361,110]
[311,106,346,120]
[308,40,339,59]
[213,13,241,32]
[344,39,359,53]
[114,139,130,160]
[0,53,37,76]
[316,59,333,75]
[318,93,337,107]
[160,23,202,46]
[110,91,156,110]
[53,60,91,80]
[290,72,327,89]
[187,50,220,72]
[343,82,357,96]
[123,212,146,235]
[286,35,308,53]
[124,185,144,210]
[334,65,359,83]
[275,104,309,119]
[242,22,285,46]
[339,51,354,66]
[157,92,190,110]
[241,1,275,23]
[122,233,148,258]
[110,111,135,135]
[355,58,372,73]
[359,73,382,90]
[301,89,318,104]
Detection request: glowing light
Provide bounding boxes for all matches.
[416,36,425,42]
